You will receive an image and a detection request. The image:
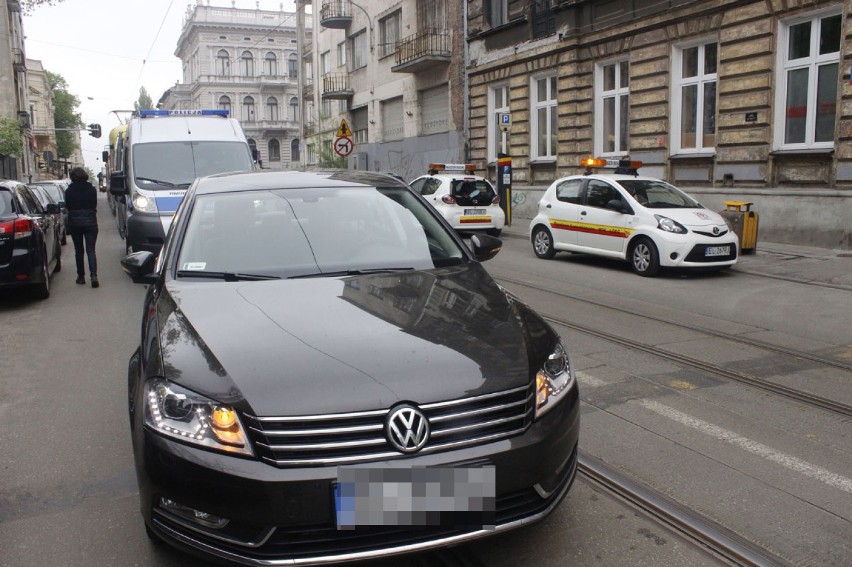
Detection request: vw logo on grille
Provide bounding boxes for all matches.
[385,405,430,454]
[713,226,720,235]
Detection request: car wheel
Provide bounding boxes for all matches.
[487,228,502,237]
[630,237,660,277]
[32,249,50,299]
[61,230,67,246]
[532,226,556,259]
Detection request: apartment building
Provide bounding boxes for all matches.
[0,0,35,181]
[306,0,466,180]
[466,0,851,248]
[164,2,308,169]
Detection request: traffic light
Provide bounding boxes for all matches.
[88,123,102,138]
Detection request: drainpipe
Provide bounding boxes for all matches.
[462,0,470,163]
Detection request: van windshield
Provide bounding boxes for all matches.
[133,141,253,190]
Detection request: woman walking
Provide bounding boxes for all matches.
[65,167,99,288]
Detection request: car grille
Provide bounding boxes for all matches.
[693,229,729,237]
[243,384,535,467]
[685,243,738,263]
[152,445,578,562]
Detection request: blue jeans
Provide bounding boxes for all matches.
[70,226,98,278]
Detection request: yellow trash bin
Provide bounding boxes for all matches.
[720,200,759,254]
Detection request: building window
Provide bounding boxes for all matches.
[531,75,557,160]
[488,0,508,27]
[531,0,556,38]
[417,0,446,29]
[381,97,404,142]
[320,51,330,75]
[379,11,400,58]
[776,11,841,149]
[351,106,368,144]
[268,139,280,162]
[242,96,255,122]
[218,95,231,115]
[266,96,279,121]
[289,97,299,122]
[350,30,367,71]
[420,84,449,136]
[595,60,629,155]
[337,42,347,67]
[488,85,510,162]
[307,143,316,164]
[264,52,277,76]
[673,41,717,153]
[291,139,300,163]
[216,49,230,76]
[321,99,331,119]
[240,51,254,77]
[247,138,258,162]
[288,53,298,78]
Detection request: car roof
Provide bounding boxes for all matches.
[193,169,410,196]
[422,173,490,182]
[555,173,668,184]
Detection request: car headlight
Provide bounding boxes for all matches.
[535,342,575,419]
[132,193,158,213]
[654,214,687,234]
[144,379,253,456]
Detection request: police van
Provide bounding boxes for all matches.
[109,109,254,254]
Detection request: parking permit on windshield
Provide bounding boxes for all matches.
[182,262,207,270]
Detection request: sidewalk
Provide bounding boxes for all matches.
[498,222,852,290]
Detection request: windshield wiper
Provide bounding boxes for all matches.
[136,177,183,188]
[176,270,281,281]
[288,268,415,280]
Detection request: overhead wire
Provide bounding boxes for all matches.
[131,0,177,102]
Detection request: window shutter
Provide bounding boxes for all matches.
[381,97,404,141]
[420,84,449,135]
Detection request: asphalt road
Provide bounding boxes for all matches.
[1,196,849,566]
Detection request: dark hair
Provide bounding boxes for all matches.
[70,167,88,183]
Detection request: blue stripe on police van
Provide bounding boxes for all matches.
[154,196,184,213]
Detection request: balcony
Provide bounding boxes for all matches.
[392,29,451,74]
[320,1,352,29]
[303,80,314,100]
[322,73,354,100]
[11,48,26,72]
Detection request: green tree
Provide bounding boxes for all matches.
[47,71,83,159]
[21,0,64,14]
[0,117,24,157]
[134,87,155,112]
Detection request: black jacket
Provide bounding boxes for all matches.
[65,181,98,230]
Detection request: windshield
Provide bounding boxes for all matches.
[36,184,63,202]
[616,179,702,209]
[176,185,466,279]
[133,141,253,190]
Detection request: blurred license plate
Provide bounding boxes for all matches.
[705,246,730,257]
[334,466,495,529]
[464,209,486,215]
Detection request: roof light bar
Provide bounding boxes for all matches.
[581,156,643,175]
[428,163,476,174]
[139,109,230,118]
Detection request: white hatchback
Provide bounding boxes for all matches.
[409,164,506,237]
[528,159,738,276]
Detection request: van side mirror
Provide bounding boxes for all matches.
[468,233,502,262]
[109,172,127,195]
[46,203,60,215]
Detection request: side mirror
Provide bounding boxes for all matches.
[109,172,127,195]
[120,251,158,284]
[606,198,632,214]
[469,233,502,262]
[46,203,60,215]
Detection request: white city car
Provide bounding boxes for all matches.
[410,164,506,237]
[528,158,739,276]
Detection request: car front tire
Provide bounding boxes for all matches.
[32,249,50,299]
[532,226,556,259]
[630,237,660,277]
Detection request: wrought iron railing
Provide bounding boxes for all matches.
[322,73,352,95]
[320,1,352,22]
[395,29,451,67]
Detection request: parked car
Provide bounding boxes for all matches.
[121,170,579,565]
[29,180,69,245]
[409,164,505,237]
[29,183,67,246]
[529,157,739,276]
[0,180,62,299]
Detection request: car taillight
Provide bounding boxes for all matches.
[441,195,456,205]
[13,218,34,239]
[491,195,500,205]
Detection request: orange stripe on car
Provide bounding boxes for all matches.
[460,216,492,223]
[549,219,633,238]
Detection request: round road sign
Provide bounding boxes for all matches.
[333,136,354,157]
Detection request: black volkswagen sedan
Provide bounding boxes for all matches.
[121,170,579,565]
[1,180,62,299]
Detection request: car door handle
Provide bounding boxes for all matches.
[546,204,552,209]
[581,211,587,216]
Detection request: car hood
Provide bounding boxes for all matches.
[652,207,728,228]
[155,264,552,416]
